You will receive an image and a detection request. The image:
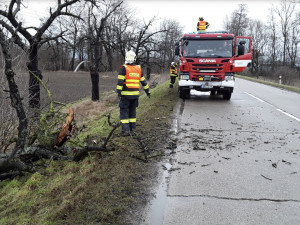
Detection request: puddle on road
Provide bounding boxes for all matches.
[171,99,185,135]
[146,100,183,225]
[148,162,172,225]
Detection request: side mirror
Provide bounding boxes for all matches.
[237,40,246,56]
[175,45,180,56]
[238,45,245,56]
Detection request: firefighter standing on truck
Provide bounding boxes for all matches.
[169,62,178,88]
[116,50,150,136]
[197,17,210,32]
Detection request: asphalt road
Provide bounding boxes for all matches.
[162,78,300,225]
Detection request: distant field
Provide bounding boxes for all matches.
[42,71,117,104]
[41,70,168,105]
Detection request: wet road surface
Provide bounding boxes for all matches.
[158,78,300,225]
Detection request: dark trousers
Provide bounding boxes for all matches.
[170,76,176,88]
[119,97,139,131]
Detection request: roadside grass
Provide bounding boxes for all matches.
[236,74,300,94]
[0,80,179,225]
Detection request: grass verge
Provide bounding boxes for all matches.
[236,74,300,94]
[0,80,179,225]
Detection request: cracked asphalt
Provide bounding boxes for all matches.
[162,78,300,225]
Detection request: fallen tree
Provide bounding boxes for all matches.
[0,24,31,176]
[0,29,120,179]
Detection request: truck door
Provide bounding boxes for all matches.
[233,36,252,72]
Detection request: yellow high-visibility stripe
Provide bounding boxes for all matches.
[126,84,140,88]
[129,118,136,122]
[121,119,129,124]
[126,79,139,83]
[129,73,140,77]
[140,77,145,81]
[116,85,123,90]
[143,85,149,89]
[121,91,139,95]
[118,75,125,79]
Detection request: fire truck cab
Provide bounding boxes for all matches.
[175,31,252,100]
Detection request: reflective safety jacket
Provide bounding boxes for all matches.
[170,66,178,77]
[116,64,150,99]
[197,21,209,31]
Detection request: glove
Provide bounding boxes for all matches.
[118,93,122,99]
[147,92,151,98]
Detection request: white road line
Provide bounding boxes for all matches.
[244,92,265,103]
[276,109,300,123]
[244,92,300,123]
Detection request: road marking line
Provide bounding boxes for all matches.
[244,92,265,102]
[276,109,300,122]
[244,92,300,123]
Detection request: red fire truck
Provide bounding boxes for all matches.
[175,31,252,100]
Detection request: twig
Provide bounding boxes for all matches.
[130,153,147,163]
[261,174,272,181]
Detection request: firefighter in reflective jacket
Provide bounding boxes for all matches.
[116,50,150,135]
[169,62,178,88]
[197,17,210,32]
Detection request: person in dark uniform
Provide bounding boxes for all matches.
[116,50,150,136]
[169,62,178,88]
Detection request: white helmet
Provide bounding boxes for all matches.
[125,50,136,64]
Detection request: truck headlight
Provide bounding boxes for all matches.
[180,72,190,80]
[225,73,235,81]
[181,75,189,80]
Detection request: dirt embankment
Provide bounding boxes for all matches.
[0,70,177,225]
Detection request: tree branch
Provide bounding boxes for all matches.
[39,31,67,46]
[0,20,28,51]
[37,0,81,39]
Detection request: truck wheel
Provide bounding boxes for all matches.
[179,87,190,99]
[223,91,232,100]
[210,90,216,96]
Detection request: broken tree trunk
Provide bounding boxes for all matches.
[0,27,28,172]
[55,107,75,147]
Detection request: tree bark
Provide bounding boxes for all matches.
[27,43,43,109]
[0,29,28,162]
[90,68,100,101]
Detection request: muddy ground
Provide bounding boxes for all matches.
[41,70,117,104]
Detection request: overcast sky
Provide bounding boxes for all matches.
[15,0,282,32]
[126,0,282,32]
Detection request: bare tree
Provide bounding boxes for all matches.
[108,4,135,65]
[286,14,300,67]
[247,19,268,74]
[267,9,279,71]
[157,19,183,71]
[274,0,297,66]
[0,0,82,109]
[84,0,123,101]
[227,4,249,36]
[0,27,30,174]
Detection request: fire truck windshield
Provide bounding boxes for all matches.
[182,39,233,58]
